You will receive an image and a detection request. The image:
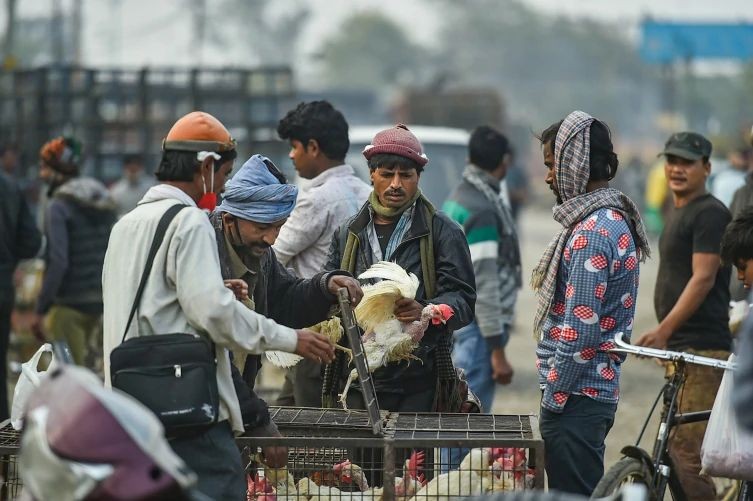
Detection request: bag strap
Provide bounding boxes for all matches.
[121,203,187,344]
[419,196,437,298]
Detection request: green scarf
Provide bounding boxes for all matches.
[367,189,421,218]
[341,190,435,297]
[326,191,463,412]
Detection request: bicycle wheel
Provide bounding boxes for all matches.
[592,457,652,497]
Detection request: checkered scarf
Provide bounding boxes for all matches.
[532,111,650,337]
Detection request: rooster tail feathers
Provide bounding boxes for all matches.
[265,351,303,368]
[354,261,420,331]
[358,261,419,297]
[354,284,402,331]
[268,317,342,367]
[307,317,344,344]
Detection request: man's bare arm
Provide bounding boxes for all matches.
[636,252,720,348]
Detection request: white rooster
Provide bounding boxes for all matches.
[296,477,384,500]
[339,261,454,408]
[409,448,495,500]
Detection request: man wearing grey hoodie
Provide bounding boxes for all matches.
[32,137,116,368]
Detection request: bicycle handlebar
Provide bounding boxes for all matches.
[610,332,735,371]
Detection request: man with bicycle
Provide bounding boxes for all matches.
[636,132,732,501]
[534,111,650,496]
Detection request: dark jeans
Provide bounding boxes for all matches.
[0,299,11,421]
[168,420,245,501]
[539,395,617,496]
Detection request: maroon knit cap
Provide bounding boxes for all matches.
[362,124,428,167]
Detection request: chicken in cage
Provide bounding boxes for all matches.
[243,443,540,500]
[237,407,543,499]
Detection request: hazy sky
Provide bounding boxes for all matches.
[7,0,753,68]
[522,0,751,22]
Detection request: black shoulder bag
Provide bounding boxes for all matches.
[109,204,220,435]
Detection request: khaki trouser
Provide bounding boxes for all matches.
[45,305,101,369]
[665,349,730,501]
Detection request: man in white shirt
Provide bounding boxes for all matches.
[102,111,343,500]
[273,101,371,407]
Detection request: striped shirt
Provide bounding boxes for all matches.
[444,170,519,347]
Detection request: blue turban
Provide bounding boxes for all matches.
[217,154,298,223]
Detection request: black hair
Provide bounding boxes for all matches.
[123,154,144,166]
[367,153,423,174]
[589,120,619,181]
[469,125,512,172]
[536,118,618,181]
[721,206,753,266]
[277,100,349,161]
[155,149,237,182]
[0,143,18,156]
[536,120,563,148]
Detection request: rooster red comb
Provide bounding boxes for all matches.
[437,304,454,319]
[430,304,455,325]
[333,460,351,473]
[407,450,425,478]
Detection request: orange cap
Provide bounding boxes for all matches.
[162,111,236,153]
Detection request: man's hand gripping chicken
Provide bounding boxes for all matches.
[339,261,454,408]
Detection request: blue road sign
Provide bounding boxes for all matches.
[640,21,753,63]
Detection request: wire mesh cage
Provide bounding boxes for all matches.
[1,288,543,499]
[0,424,21,500]
[0,454,20,501]
[240,407,544,500]
[0,407,543,500]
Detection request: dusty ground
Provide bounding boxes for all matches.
[259,205,668,467]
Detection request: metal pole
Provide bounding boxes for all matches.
[3,0,17,67]
[51,0,65,63]
[191,0,206,65]
[382,439,396,501]
[71,0,83,64]
[108,0,122,65]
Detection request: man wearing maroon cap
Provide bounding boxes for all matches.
[323,124,476,412]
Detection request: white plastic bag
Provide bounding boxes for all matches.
[10,343,57,430]
[701,354,753,480]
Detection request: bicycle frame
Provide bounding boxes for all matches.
[651,360,688,499]
[609,333,734,500]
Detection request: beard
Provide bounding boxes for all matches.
[246,243,270,256]
[549,184,563,204]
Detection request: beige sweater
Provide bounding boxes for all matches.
[102,185,297,434]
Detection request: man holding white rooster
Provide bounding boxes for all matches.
[323,124,476,413]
